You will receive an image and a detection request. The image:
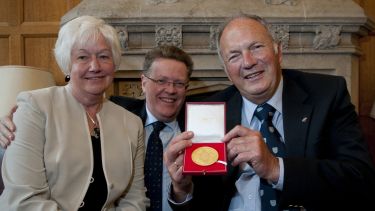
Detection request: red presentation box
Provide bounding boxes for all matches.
[182,102,227,175]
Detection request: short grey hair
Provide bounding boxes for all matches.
[54,15,122,75]
[215,14,277,64]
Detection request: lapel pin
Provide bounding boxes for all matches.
[302,117,308,123]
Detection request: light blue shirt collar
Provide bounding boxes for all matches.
[145,106,178,130]
[242,77,283,125]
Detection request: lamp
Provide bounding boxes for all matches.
[0,65,56,117]
[0,65,55,195]
[370,100,375,119]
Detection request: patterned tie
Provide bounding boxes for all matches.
[144,121,166,211]
[254,103,285,211]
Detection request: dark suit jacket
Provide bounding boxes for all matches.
[174,69,375,211]
[109,96,186,130]
[109,96,148,124]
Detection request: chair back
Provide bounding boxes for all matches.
[0,65,56,195]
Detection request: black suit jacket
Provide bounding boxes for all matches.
[175,69,375,211]
[109,96,148,124]
[109,96,186,130]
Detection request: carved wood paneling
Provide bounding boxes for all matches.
[24,0,68,22]
[24,37,64,84]
[0,0,81,85]
[0,37,9,65]
[0,0,19,25]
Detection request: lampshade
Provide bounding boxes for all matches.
[0,65,56,117]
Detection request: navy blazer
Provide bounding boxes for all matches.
[174,69,375,211]
[109,96,186,130]
[109,96,148,124]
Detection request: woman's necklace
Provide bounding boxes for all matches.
[86,111,100,139]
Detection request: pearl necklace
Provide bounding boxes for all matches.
[86,111,100,139]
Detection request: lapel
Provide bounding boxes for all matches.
[138,102,148,125]
[282,75,313,156]
[176,101,186,131]
[222,88,243,202]
[224,88,243,133]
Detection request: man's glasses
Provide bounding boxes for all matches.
[143,75,188,89]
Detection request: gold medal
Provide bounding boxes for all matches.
[191,146,219,166]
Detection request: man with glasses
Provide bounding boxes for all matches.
[111,45,193,211]
[0,45,194,211]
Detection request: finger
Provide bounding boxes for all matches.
[170,131,194,145]
[0,116,16,133]
[172,165,190,183]
[222,125,255,143]
[165,145,189,170]
[227,134,268,167]
[170,167,184,186]
[173,154,184,168]
[0,119,14,143]
[164,132,193,164]
[231,151,252,167]
[226,137,241,161]
[0,132,10,149]
[9,105,18,118]
[3,105,17,132]
[226,134,256,159]
[0,122,14,142]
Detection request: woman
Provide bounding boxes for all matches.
[0,16,146,210]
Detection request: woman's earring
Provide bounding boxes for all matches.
[65,75,70,82]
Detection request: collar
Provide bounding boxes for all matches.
[242,77,283,122]
[145,106,178,129]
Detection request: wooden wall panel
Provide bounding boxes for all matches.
[0,0,81,85]
[24,36,65,84]
[359,34,375,114]
[0,37,9,65]
[0,0,19,25]
[24,0,69,22]
[355,0,375,116]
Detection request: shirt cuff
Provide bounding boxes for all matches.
[271,157,284,190]
[167,183,194,205]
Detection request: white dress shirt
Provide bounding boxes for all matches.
[228,78,285,211]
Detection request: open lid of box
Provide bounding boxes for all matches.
[185,102,226,143]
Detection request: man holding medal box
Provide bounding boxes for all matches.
[163,14,375,211]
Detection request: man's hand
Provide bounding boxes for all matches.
[223,125,280,183]
[164,131,194,202]
[0,105,18,148]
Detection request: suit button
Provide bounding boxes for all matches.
[79,201,85,208]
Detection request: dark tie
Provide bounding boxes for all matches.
[144,121,166,211]
[254,103,285,211]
